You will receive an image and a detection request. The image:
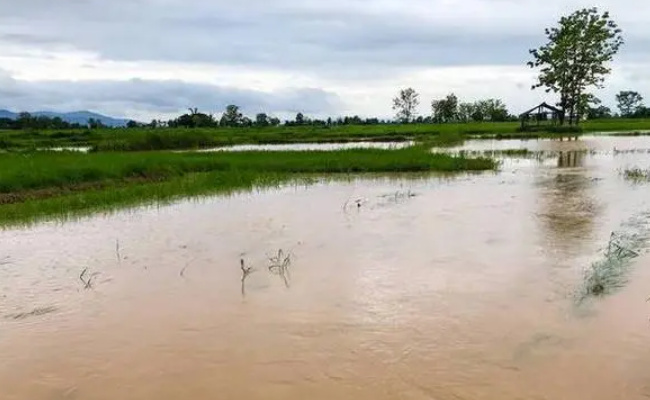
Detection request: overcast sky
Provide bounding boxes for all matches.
[0,0,647,121]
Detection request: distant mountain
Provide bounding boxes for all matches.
[0,109,130,127]
[0,110,16,119]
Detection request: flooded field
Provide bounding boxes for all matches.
[195,141,413,152]
[2,137,650,399]
[456,134,650,153]
[37,147,92,153]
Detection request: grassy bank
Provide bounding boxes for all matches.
[0,170,291,226]
[89,123,520,151]
[0,147,495,225]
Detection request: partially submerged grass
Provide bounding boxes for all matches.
[268,249,292,288]
[463,149,535,158]
[79,268,94,290]
[613,148,650,155]
[0,147,494,197]
[5,306,58,321]
[0,147,495,226]
[418,131,466,148]
[582,234,637,297]
[622,168,650,182]
[577,214,650,302]
[240,258,255,297]
[0,170,288,226]
[443,149,598,164]
[498,149,533,156]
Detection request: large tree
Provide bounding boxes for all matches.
[431,93,458,123]
[528,7,623,125]
[295,112,306,125]
[587,105,612,119]
[482,99,509,122]
[392,88,420,123]
[220,105,243,127]
[255,113,270,127]
[616,91,644,117]
[457,102,474,122]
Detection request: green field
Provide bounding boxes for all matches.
[2,118,650,152]
[0,146,495,226]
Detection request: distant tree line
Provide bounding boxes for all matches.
[3,89,650,133]
[391,89,515,124]
[0,112,107,130]
[126,105,403,129]
[565,90,650,120]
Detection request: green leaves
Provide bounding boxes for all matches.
[392,88,420,123]
[528,7,623,125]
[431,93,458,123]
[616,91,644,117]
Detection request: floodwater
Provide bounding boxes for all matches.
[195,141,413,152]
[456,134,650,153]
[2,137,650,399]
[37,146,92,153]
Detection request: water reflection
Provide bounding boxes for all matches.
[195,141,413,152]
[535,151,600,259]
[556,150,586,168]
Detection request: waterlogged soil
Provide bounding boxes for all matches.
[2,138,650,399]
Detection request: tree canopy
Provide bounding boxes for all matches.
[528,7,623,125]
[431,93,459,123]
[616,91,644,117]
[392,88,420,123]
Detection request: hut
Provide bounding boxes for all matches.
[519,102,562,130]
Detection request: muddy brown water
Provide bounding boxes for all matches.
[2,137,650,400]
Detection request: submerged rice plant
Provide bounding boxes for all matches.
[577,213,650,302]
[622,168,650,182]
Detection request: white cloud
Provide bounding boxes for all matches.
[0,0,647,119]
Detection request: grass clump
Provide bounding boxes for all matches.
[419,131,466,148]
[581,233,639,298]
[622,168,650,182]
[577,215,650,302]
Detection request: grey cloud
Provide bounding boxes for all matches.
[0,75,343,119]
[1,0,647,76]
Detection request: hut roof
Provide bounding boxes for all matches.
[519,102,562,117]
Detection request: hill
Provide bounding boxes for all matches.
[0,109,129,127]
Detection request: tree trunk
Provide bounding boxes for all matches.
[558,109,566,126]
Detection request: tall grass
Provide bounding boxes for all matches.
[419,131,466,148]
[0,148,495,225]
[577,214,650,302]
[0,170,289,227]
[0,147,495,195]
